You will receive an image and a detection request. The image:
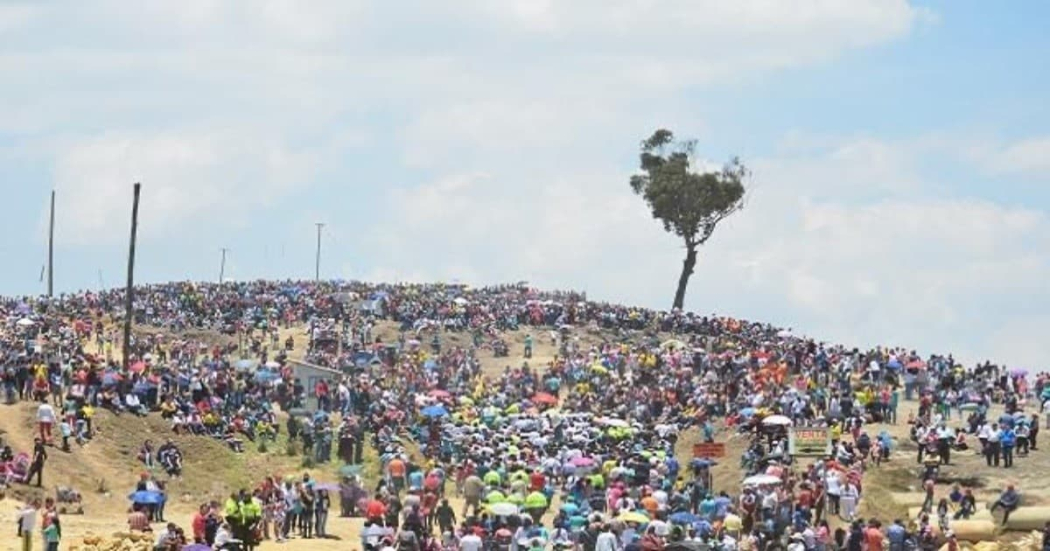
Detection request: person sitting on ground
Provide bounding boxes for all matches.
[125,392,147,416]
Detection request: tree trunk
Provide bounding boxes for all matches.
[672,245,698,310]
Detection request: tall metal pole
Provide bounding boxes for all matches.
[122,183,141,372]
[315,223,325,282]
[219,247,228,284]
[47,190,55,297]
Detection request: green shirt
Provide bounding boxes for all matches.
[43,524,60,543]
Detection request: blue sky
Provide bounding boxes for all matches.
[1,1,1048,367]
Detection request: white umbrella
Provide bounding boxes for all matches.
[761,415,793,427]
[453,297,469,305]
[264,360,281,369]
[601,418,630,428]
[489,502,519,516]
[776,329,792,338]
[743,474,782,486]
[16,318,35,327]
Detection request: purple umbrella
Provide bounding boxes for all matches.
[1010,368,1028,377]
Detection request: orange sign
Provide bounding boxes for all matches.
[692,442,726,458]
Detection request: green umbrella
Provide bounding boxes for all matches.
[487,490,506,504]
[525,491,548,509]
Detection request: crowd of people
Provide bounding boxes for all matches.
[0,281,1048,551]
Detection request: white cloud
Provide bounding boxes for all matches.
[52,131,319,244]
[982,137,1050,178]
[9,1,1047,369]
[363,135,1050,368]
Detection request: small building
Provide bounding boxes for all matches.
[287,359,343,412]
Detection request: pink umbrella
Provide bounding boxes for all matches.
[570,456,595,467]
[130,361,147,374]
[429,389,451,399]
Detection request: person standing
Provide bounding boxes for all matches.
[37,401,56,444]
[315,489,330,538]
[42,516,61,551]
[1001,426,1016,468]
[26,437,47,487]
[985,423,1001,467]
[1030,414,1040,451]
[17,500,38,551]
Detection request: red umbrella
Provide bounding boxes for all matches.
[130,361,147,373]
[532,392,558,406]
[906,359,926,370]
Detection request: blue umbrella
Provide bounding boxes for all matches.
[669,512,699,525]
[235,359,254,370]
[128,491,164,505]
[424,359,438,370]
[887,358,902,370]
[421,405,449,418]
[561,502,580,514]
[739,407,756,417]
[254,370,280,383]
[690,458,717,468]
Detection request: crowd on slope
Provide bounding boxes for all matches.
[0,281,1048,551]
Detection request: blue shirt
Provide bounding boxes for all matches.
[887,524,906,544]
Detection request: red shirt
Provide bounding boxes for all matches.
[366,500,387,520]
[529,472,546,491]
[864,527,884,551]
[192,513,207,540]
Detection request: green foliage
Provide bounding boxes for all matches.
[630,129,748,308]
[630,129,747,248]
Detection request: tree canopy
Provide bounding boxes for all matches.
[629,129,748,309]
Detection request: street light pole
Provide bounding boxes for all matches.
[315,223,325,281]
[47,190,55,297]
[122,183,141,372]
[219,247,229,284]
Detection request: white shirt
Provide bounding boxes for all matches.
[214,527,233,547]
[596,531,620,551]
[826,474,842,495]
[37,403,56,424]
[460,533,483,551]
[18,507,37,532]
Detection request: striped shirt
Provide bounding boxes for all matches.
[128,511,150,532]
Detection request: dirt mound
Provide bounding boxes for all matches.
[68,532,153,551]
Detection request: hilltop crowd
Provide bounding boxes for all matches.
[0,281,1047,551]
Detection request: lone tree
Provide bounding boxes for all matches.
[630,129,748,310]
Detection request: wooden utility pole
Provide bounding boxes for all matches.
[47,190,55,296]
[122,183,141,371]
[219,247,229,284]
[315,222,325,281]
